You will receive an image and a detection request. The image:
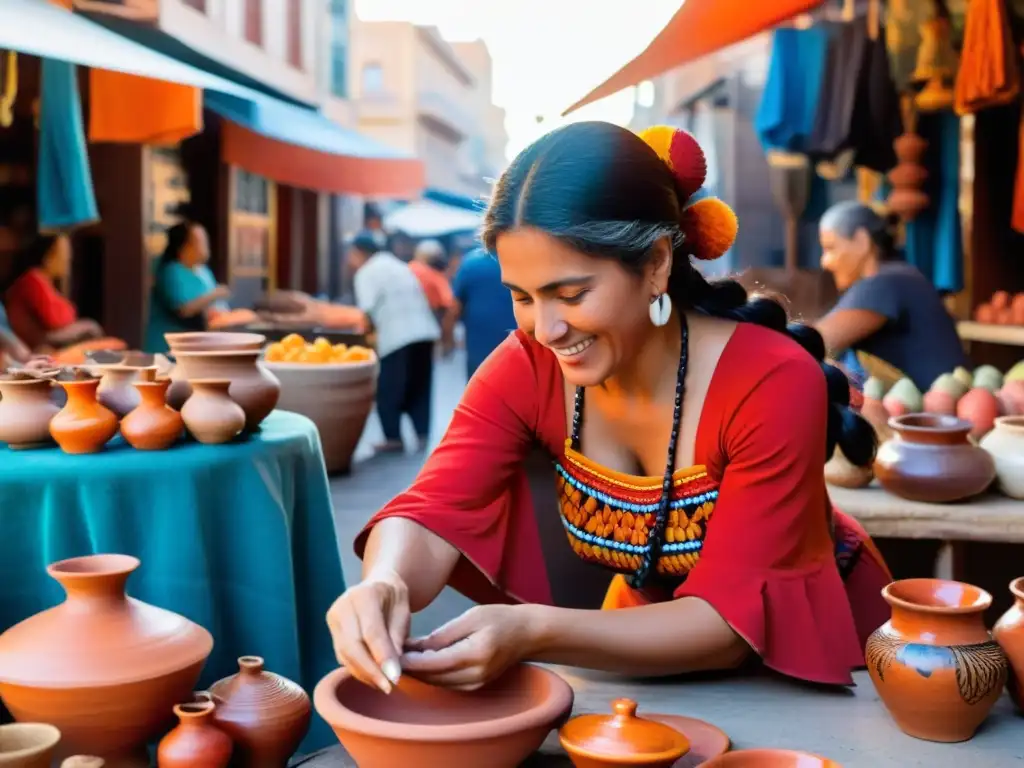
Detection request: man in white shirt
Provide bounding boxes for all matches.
[349,232,441,453]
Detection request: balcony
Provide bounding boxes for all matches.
[416,90,477,141]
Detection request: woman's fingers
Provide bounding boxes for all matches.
[406,611,476,653]
[402,637,478,675]
[327,599,393,694]
[386,598,411,683]
[404,665,487,690]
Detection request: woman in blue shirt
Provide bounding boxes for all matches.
[144,222,230,353]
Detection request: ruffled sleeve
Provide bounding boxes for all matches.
[676,336,864,685]
[354,332,558,606]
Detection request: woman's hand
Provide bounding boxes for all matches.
[326,570,411,694]
[401,605,535,691]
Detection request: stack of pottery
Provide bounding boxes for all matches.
[0,372,60,450]
[866,578,1007,742]
[886,132,930,221]
[166,332,280,436]
[0,554,213,766]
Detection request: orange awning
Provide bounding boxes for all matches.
[563,0,825,115]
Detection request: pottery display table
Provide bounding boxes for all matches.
[0,410,345,753]
[297,667,1021,767]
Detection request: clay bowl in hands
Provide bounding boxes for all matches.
[313,664,573,768]
[703,749,841,767]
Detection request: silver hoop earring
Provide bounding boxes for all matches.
[649,293,672,327]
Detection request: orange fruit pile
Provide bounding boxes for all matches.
[265,334,375,364]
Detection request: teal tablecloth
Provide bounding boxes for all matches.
[0,410,345,753]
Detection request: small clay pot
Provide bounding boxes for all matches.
[181,380,246,445]
[980,416,1024,499]
[96,365,156,419]
[0,378,60,449]
[121,379,183,451]
[702,750,841,767]
[0,723,61,767]
[559,698,689,768]
[49,379,119,454]
[173,351,279,432]
[207,656,311,768]
[866,578,1007,742]
[874,414,996,502]
[156,701,232,768]
[993,576,1024,711]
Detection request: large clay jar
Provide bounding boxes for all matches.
[180,380,246,445]
[173,351,279,432]
[0,377,60,449]
[993,576,1024,711]
[866,578,1007,742]
[0,723,61,767]
[874,414,996,502]
[166,332,266,410]
[0,554,214,767]
[96,366,155,419]
[49,379,119,454]
[559,698,690,768]
[156,701,233,768]
[207,656,311,768]
[979,416,1024,499]
[266,357,378,474]
[120,379,183,451]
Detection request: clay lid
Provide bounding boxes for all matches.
[559,698,689,762]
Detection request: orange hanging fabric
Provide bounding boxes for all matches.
[1011,111,1024,233]
[88,69,202,145]
[953,0,1020,115]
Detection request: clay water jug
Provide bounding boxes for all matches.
[993,576,1024,710]
[156,701,232,768]
[866,578,1007,742]
[49,378,119,454]
[120,379,183,451]
[0,376,59,449]
[180,380,246,444]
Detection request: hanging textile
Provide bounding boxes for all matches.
[954,0,1019,114]
[1010,106,1024,233]
[904,112,963,293]
[88,69,202,145]
[754,26,831,153]
[37,58,98,232]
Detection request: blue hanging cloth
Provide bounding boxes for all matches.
[755,26,831,153]
[37,58,98,233]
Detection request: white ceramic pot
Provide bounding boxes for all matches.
[980,416,1024,499]
[265,358,378,474]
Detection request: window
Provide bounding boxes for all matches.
[286,0,302,69]
[330,0,348,98]
[361,63,384,95]
[244,0,262,47]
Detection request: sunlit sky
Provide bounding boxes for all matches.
[354,0,681,160]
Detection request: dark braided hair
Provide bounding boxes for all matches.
[482,121,876,588]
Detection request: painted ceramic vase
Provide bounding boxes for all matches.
[120,379,183,451]
[0,723,61,767]
[172,351,279,432]
[866,578,1007,742]
[874,414,996,502]
[96,366,156,419]
[979,416,1024,499]
[206,657,311,768]
[559,698,690,768]
[49,379,119,454]
[0,377,60,449]
[0,554,214,767]
[156,701,233,768]
[993,576,1024,711]
[180,380,246,445]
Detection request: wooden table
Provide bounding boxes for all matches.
[294,667,1021,767]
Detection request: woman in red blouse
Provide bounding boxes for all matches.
[328,123,891,696]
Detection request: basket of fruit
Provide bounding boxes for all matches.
[264,334,378,474]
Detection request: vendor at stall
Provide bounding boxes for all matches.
[815,201,967,390]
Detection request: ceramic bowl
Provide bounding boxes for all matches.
[165,332,266,353]
[0,722,61,765]
[314,664,573,768]
[703,748,842,767]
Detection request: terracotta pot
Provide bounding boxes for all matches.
[874,414,996,502]
[172,351,279,432]
[206,656,310,768]
[702,750,841,767]
[120,379,183,451]
[96,366,156,419]
[266,359,378,473]
[166,333,266,410]
[865,578,1007,742]
[0,378,60,449]
[314,663,573,768]
[156,701,232,768]
[993,576,1024,711]
[979,416,1024,499]
[49,379,119,454]
[0,723,61,767]
[0,554,214,767]
[180,380,246,445]
[559,698,689,768]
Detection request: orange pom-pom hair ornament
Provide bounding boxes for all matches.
[636,126,738,261]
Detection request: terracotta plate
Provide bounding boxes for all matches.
[647,714,731,766]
